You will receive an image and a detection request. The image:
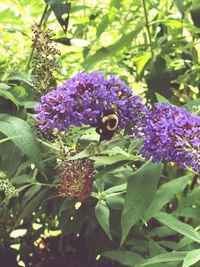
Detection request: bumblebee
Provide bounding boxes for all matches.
[96,109,119,141]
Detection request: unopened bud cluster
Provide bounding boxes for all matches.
[0,171,18,198]
[59,159,94,201]
[32,23,61,97]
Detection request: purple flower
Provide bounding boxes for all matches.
[140,102,200,173]
[35,71,146,135]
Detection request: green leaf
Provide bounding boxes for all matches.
[0,135,21,144]
[149,239,166,256]
[91,154,134,165]
[106,194,125,210]
[105,183,127,194]
[155,93,170,104]
[147,55,171,102]
[70,5,88,13]
[154,212,200,244]
[147,226,176,238]
[110,0,122,9]
[8,75,33,86]
[173,207,200,221]
[22,184,42,208]
[0,83,11,90]
[70,149,91,160]
[121,161,163,245]
[136,252,187,266]
[175,236,195,250]
[190,5,200,28]
[95,160,130,179]
[17,189,47,224]
[182,186,200,207]
[102,250,143,266]
[0,114,43,171]
[95,200,112,240]
[184,98,200,116]
[23,101,39,109]
[182,249,200,267]
[134,52,151,78]
[11,175,30,185]
[96,14,109,38]
[14,85,27,97]
[174,0,185,15]
[144,174,192,222]
[83,23,143,69]
[0,139,23,177]
[0,89,20,108]
[50,1,71,33]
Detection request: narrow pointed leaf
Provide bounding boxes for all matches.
[154,212,200,244]
[144,174,192,222]
[102,250,143,266]
[95,200,112,240]
[182,249,200,267]
[121,161,163,245]
[136,252,187,266]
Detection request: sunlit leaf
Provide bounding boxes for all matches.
[83,23,143,69]
[136,252,187,266]
[182,249,200,267]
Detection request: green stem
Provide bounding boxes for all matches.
[26,4,50,71]
[141,0,154,57]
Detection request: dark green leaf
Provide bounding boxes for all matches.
[174,0,185,15]
[106,194,125,210]
[95,200,112,240]
[154,212,200,244]
[22,184,42,208]
[105,183,127,194]
[0,89,20,108]
[121,161,163,244]
[102,250,143,266]
[144,174,192,222]
[173,207,200,221]
[17,189,47,224]
[149,239,166,257]
[0,114,43,171]
[50,1,71,33]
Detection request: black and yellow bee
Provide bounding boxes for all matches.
[96,109,119,141]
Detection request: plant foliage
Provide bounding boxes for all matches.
[0,0,200,267]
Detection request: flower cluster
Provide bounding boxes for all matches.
[59,159,94,200]
[140,102,200,173]
[35,71,200,174]
[35,71,147,135]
